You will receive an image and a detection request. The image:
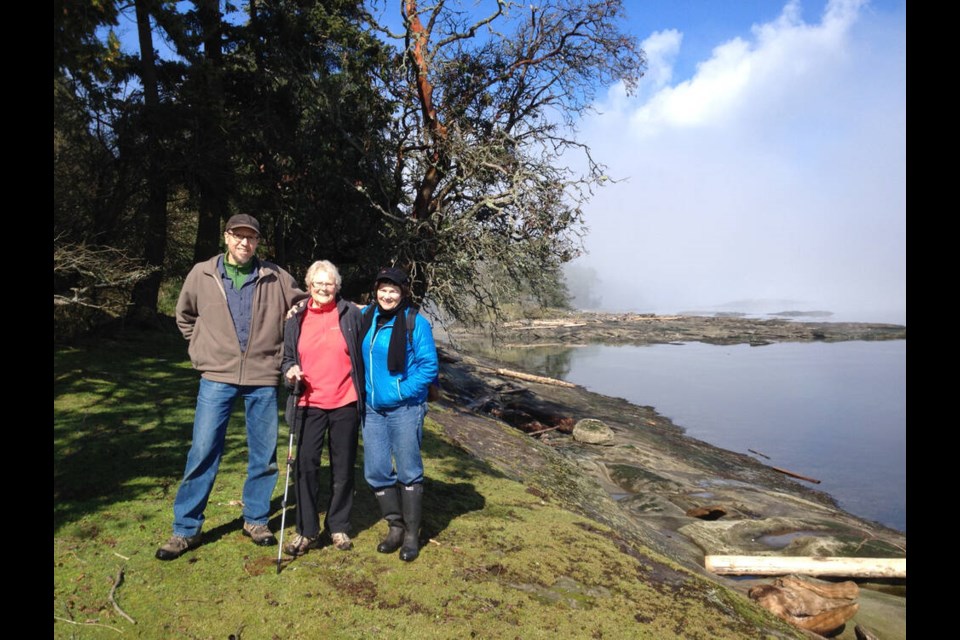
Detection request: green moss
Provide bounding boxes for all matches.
[834,536,906,557]
[608,463,677,493]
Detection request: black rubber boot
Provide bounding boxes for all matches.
[374,485,405,554]
[399,483,423,562]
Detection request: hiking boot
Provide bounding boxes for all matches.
[155,533,202,561]
[242,522,277,546]
[283,533,319,557]
[331,532,353,551]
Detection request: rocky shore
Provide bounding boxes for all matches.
[444,310,906,347]
[430,312,906,639]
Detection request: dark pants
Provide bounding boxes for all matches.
[293,403,359,538]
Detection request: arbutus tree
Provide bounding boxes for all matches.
[359,0,645,322]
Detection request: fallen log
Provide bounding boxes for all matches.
[770,465,821,484]
[704,555,906,579]
[495,368,577,388]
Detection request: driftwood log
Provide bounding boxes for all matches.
[769,465,821,484]
[748,576,860,635]
[494,368,577,388]
[705,555,906,578]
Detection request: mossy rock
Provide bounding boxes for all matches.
[573,418,615,445]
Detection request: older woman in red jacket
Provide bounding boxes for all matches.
[280,260,365,556]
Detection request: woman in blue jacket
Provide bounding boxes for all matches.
[360,267,438,562]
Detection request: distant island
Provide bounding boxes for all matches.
[447,310,906,347]
[768,310,834,318]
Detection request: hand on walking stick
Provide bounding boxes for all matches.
[277,379,303,574]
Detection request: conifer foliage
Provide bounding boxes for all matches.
[54,0,644,336]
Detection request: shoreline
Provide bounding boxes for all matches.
[442,310,906,347]
[452,337,906,534]
[429,313,905,638]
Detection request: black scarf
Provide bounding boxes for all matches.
[360,299,410,374]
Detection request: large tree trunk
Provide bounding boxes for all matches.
[129,0,168,324]
[405,0,448,220]
[403,0,448,299]
[191,0,231,263]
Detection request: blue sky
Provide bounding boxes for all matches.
[566,0,906,323]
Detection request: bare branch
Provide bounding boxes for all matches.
[433,0,508,49]
[108,567,137,625]
[53,238,161,339]
[53,616,123,634]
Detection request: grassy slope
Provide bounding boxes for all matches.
[54,326,800,639]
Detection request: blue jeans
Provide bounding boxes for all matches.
[362,402,426,488]
[172,379,279,537]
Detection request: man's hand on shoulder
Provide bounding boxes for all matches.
[286,299,307,320]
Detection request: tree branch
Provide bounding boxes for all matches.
[108,567,137,625]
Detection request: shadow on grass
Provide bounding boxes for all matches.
[267,429,488,547]
[53,325,291,533]
[55,326,197,531]
[55,326,494,543]
[194,514,246,548]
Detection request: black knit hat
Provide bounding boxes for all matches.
[374,267,409,287]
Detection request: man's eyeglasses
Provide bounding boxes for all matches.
[227,230,259,243]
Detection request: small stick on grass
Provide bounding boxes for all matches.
[109,567,137,624]
[54,616,122,634]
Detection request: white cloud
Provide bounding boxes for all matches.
[572,0,905,323]
[625,0,867,134]
[639,29,683,95]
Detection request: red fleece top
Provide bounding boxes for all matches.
[297,300,358,409]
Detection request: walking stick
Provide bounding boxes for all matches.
[277,379,302,574]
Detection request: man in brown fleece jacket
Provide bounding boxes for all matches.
[156,214,307,560]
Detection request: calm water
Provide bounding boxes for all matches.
[480,340,906,533]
